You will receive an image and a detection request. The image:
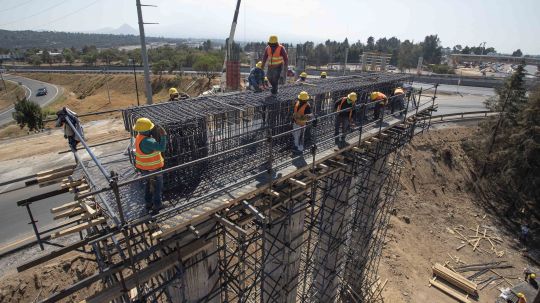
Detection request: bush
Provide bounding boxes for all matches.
[12,98,44,131]
[428,64,454,74]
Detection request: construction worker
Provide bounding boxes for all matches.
[133,118,167,214]
[297,72,307,82]
[169,88,180,101]
[517,292,527,303]
[370,91,388,121]
[292,91,312,154]
[392,87,406,114]
[261,35,288,96]
[524,268,538,289]
[248,61,265,92]
[320,71,327,79]
[334,92,357,145]
[55,107,85,163]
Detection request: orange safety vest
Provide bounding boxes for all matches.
[293,101,309,126]
[394,88,405,95]
[337,97,355,121]
[135,134,165,171]
[372,92,388,105]
[267,45,284,67]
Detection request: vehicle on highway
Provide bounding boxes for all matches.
[36,87,48,96]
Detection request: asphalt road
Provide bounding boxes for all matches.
[415,83,492,115]
[0,74,60,127]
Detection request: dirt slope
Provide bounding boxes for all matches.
[379,127,531,302]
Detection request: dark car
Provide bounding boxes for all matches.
[36,88,47,96]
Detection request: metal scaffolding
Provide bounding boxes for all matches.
[19,74,438,303]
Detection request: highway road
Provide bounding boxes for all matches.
[0,74,60,127]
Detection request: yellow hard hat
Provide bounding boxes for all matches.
[531,273,537,279]
[517,293,525,298]
[298,91,310,101]
[300,72,307,78]
[348,92,357,102]
[264,76,268,81]
[370,92,379,101]
[169,87,178,95]
[268,35,278,44]
[133,118,154,132]
[256,61,262,69]
[321,71,327,76]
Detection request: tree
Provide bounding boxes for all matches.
[81,52,97,66]
[486,64,528,125]
[193,54,221,82]
[366,36,375,51]
[41,50,51,66]
[202,39,212,51]
[63,49,74,65]
[12,98,44,131]
[422,34,442,64]
[28,54,42,66]
[452,45,462,54]
[512,49,523,57]
[152,59,171,79]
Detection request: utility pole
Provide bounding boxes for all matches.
[130,58,140,106]
[136,0,156,105]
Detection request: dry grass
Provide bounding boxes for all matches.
[0,81,25,111]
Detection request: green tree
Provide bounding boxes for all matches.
[63,48,74,65]
[512,49,523,57]
[193,54,221,83]
[41,50,51,66]
[152,59,171,79]
[82,52,97,66]
[366,36,375,51]
[12,98,44,131]
[422,34,442,64]
[485,64,527,125]
[28,54,42,66]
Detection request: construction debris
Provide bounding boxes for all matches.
[451,224,506,257]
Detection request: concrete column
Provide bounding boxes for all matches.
[262,201,306,303]
[167,239,220,303]
[361,54,367,72]
[312,170,353,302]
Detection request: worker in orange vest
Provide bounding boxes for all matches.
[133,118,167,214]
[292,91,312,154]
[517,292,527,303]
[334,92,357,145]
[261,35,289,96]
[392,87,406,115]
[370,91,388,121]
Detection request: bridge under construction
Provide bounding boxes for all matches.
[16,73,438,303]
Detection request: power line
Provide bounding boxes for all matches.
[32,0,104,29]
[0,0,71,27]
[0,0,36,13]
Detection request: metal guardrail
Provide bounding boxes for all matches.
[426,110,499,123]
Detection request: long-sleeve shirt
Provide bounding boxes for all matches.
[140,136,168,154]
[248,67,265,85]
[334,98,356,120]
[261,44,288,69]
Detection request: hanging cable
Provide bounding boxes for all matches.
[31,0,104,29]
[0,0,71,27]
[0,0,37,14]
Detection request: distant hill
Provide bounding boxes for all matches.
[0,29,185,50]
[93,24,139,36]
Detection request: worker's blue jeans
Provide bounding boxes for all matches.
[142,170,163,209]
[267,66,282,94]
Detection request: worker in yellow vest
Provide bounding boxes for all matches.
[261,35,289,96]
[334,92,357,145]
[133,118,167,213]
[292,91,312,154]
[392,87,406,115]
[370,91,388,121]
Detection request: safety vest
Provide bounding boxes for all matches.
[337,97,355,121]
[135,134,164,171]
[293,101,309,126]
[372,92,388,105]
[394,88,405,95]
[267,45,284,67]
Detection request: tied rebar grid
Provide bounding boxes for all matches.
[119,73,409,221]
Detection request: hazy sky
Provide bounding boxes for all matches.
[1,0,539,54]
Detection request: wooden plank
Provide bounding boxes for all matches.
[79,201,97,216]
[36,170,74,184]
[51,201,79,213]
[53,207,84,220]
[430,279,471,303]
[433,263,477,295]
[289,178,308,188]
[51,217,106,239]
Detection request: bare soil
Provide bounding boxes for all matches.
[379,127,532,302]
[0,81,25,111]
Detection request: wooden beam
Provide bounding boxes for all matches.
[51,201,79,214]
[51,217,106,239]
[430,278,471,303]
[289,178,308,188]
[53,207,84,220]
